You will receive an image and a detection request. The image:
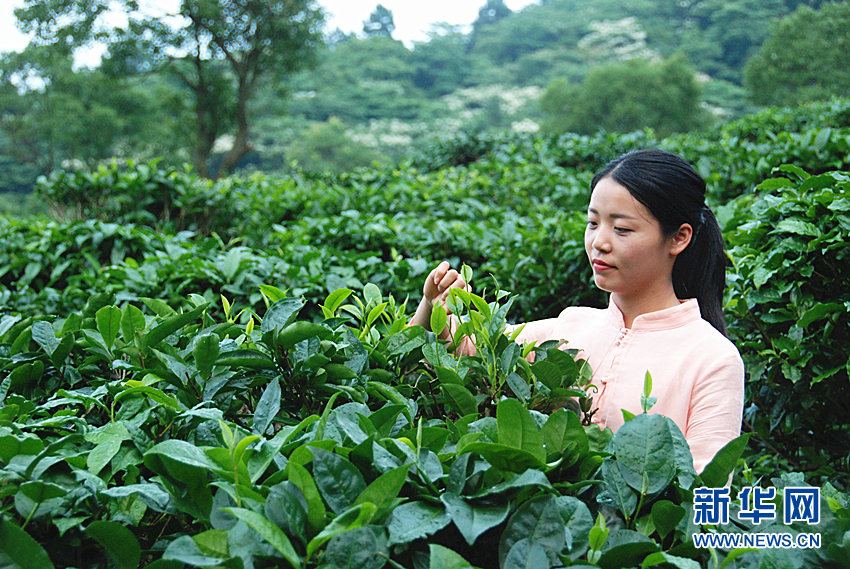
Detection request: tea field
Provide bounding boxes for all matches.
[1,100,849,568]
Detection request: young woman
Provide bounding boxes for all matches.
[411,149,744,473]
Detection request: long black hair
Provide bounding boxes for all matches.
[590,149,728,336]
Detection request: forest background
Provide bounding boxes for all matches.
[1,1,850,567]
[1,0,847,205]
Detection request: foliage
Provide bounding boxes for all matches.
[363,4,396,38]
[8,100,850,487]
[687,0,789,81]
[287,118,387,174]
[0,48,177,176]
[744,2,850,107]
[410,25,475,97]
[3,279,841,568]
[13,0,325,179]
[3,0,839,185]
[540,54,707,137]
[3,101,850,565]
[724,166,850,484]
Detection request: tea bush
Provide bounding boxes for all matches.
[1,284,845,568]
[3,99,850,566]
[724,167,850,484]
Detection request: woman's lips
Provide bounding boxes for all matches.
[592,259,614,271]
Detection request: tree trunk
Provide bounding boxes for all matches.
[216,75,252,178]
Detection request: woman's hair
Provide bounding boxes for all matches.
[590,148,728,336]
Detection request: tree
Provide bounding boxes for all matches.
[13,0,325,179]
[285,37,427,123]
[411,24,474,96]
[0,46,176,177]
[363,4,395,38]
[287,117,384,173]
[469,0,513,52]
[744,2,850,107]
[696,0,788,80]
[540,54,707,136]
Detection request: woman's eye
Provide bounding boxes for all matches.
[587,221,597,228]
[614,227,631,234]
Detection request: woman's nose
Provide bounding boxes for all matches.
[591,228,611,252]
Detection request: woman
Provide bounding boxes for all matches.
[411,149,744,473]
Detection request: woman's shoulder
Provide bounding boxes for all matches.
[683,317,744,371]
[555,305,608,321]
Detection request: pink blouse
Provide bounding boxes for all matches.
[459,298,745,473]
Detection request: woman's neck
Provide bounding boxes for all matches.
[612,286,682,328]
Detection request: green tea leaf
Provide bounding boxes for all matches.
[312,448,366,515]
[85,521,141,569]
[460,442,546,473]
[428,544,475,569]
[259,284,288,303]
[265,482,308,543]
[121,304,146,343]
[323,526,388,569]
[641,371,656,413]
[599,458,638,518]
[641,552,702,569]
[252,378,281,435]
[0,519,55,569]
[503,539,550,569]
[497,398,545,464]
[540,408,588,463]
[441,384,479,417]
[306,502,377,558]
[162,535,227,566]
[498,495,564,567]
[364,283,382,306]
[287,461,327,536]
[354,464,411,521]
[31,321,58,356]
[223,508,302,568]
[277,321,332,350]
[193,333,220,380]
[699,433,751,488]
[323,288,353,316]
[115,386,181,410]
[96,305,122,350]
[261,297,305,333]
[144,303,207,351]
[650,501,685,540]
[430,302,448,337]
[596,530,659,568]
[441,493,510,546]
[612,414,676,495]
[215,349,276,369]
[387,502,451,546]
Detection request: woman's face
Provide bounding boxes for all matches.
[585,177,688,301]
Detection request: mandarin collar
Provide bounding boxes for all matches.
[605,297,702,331]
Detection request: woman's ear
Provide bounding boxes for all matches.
[670,223,693,256]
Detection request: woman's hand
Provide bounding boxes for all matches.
[423,261,467,311]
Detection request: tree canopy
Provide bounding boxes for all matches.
[10,0,325,178]
[540,54,706,136]
[744,2,850,107]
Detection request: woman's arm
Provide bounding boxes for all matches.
[685,353,745,475]
[410,261,467,340]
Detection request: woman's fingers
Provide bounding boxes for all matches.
[432,260,450,285]
[424,261,469,307]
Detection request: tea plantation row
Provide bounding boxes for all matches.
[0,100,849,567]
